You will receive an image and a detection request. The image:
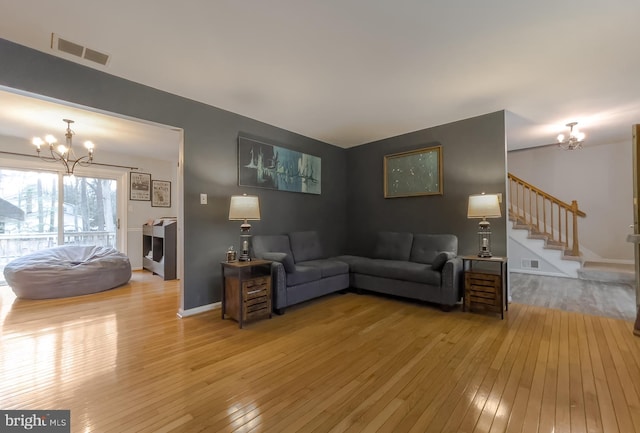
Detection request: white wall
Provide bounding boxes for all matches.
[507,140,633,261]
[0,134,178,269]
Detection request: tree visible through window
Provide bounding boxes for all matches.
[63,176,116,235]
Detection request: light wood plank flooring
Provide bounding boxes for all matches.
[2,271,640,432]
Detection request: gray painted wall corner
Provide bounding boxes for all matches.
[346,111,507,257]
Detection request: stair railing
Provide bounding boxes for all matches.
[508,173,586,257]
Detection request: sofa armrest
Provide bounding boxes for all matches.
[261,251,295,273]
[270,261,288,309]
[441,256,463,304]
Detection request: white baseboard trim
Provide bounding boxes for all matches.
[177,302,220,318]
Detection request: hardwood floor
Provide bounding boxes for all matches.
[2,271,640,432]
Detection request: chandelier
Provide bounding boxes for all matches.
[32,119,95,175]
[557,122,585,150]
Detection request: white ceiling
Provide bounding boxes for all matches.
[0,0,639,152]
[0,87,181,161]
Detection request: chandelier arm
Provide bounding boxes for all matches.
[46,146,66,162]
[35,154,63,163]
[59,156,72,175]
[70,155,94,173]
[35,147,67,164]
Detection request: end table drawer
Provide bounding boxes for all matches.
[242,276,271,321]
[465,271,502,313]
[243,276,269,298]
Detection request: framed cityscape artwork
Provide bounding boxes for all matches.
[238,135,321,195]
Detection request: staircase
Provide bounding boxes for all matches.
[508,173,635,283]
[508,173,585,278]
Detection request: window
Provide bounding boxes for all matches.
[0,168,121,282]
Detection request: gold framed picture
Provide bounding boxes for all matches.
[384,145,442,198]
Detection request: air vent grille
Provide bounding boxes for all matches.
[83,48,110,66]
[56,38,83,57]
[521,259,540,269]
[51,33,110,66]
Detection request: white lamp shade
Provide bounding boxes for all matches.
[467,194,501,219]
[229,195,261,220]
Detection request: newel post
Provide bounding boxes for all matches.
[571,200,580,256]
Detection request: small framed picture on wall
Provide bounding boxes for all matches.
[151,180,171,207]
[130,172,151,201]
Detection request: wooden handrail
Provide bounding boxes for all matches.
[508,173,586,256]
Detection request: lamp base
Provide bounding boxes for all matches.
[239,231,252,262]
[477,219,492,258]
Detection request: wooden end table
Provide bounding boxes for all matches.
[220,259,272,328]
[461,255,508,319]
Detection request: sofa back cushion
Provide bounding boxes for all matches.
[410,234,458,265]
[372,232,413,261]
[289,231,324,263]
[252,235,294,259]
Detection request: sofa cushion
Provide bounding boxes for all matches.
[286,265,322,286]
[261,252,296,273]
[297,259,349,278]
[372,232,413,261]
[334,255,370,267]
[289,231,324,263]
[410,234,458,264]
[252,235,294,259]
[431,252,456,271]
[350,259,440,286]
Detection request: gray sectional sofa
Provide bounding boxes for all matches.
[252,231,349,314]
[336,232,463,308]
[252,230,463,314]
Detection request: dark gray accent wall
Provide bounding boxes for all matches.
[346,111,507,257]
[0,38,347,310]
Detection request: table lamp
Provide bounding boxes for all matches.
[229,194,261,261]
[467,193,501,257]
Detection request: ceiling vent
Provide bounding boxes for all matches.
[51,33,110,66]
